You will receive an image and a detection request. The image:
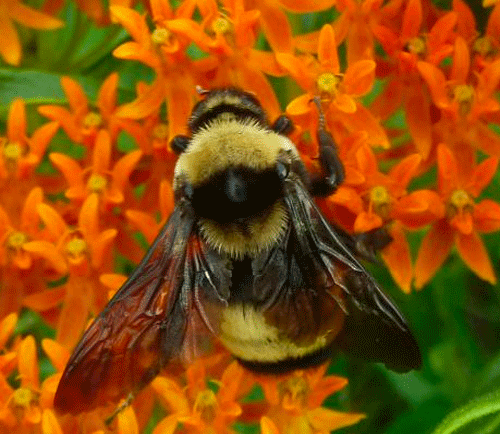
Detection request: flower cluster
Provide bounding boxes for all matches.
[1,0,500,433]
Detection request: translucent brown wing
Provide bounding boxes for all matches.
[54,200,229,414]
[256,178,421,372]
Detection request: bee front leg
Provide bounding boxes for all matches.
[310,98,345,197]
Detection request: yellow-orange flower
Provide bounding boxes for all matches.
[414,144,500,288]
[257,365,365,434]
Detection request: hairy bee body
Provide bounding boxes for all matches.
[54,88,421,414]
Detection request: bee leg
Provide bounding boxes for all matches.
[336,227,393,263]
[105,393,134,425]
[272,115,294,135]
[310,98,345,197]
[170,135,190,154]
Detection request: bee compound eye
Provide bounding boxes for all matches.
[276,161,289,180]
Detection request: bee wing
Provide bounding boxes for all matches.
[54,201,228,414]
[261,179,421,372]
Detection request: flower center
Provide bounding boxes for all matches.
[406,36,426,55]
[12,388,36,407]
[450,189,472,210]
[152,27,172,45]
[3,142,22,161]
[474,36,493,57]
[87,173,107,192]
[317,72,341,95]
[281,376,308,407]
[7,231,28,250]
[212,17,232,35]
[193,389,218,423]
[153,123,169,140]
[83,112,103,129]
[453,85,474,116]
[66,237,87,259]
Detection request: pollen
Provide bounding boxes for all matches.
[8,231,28,249]
[317,72,341,95]
[194,389,218,423]
[151,27,172,45]
[280,376,309,408]
[87,173,107,192]
[153,123,169,140]
[3,142,22,161]
[449,189,473,212]
[12,387,36,407]
[453,85,474,116]
[474,36,493,57]
[212,17,232,35]
[83,112,103,129]
[66,237,87,259]
[406,37,426,56]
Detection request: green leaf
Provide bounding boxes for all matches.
[432,389,500,434]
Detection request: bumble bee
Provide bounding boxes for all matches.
[54,88,421,415]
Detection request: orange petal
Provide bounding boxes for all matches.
[279,0,336,13]
[318,24,339,72]
[10,2,64,29]
[256,3,292,52]
[417,61,450,108]
[468,156,498,196]
[56,285,88,350]
[78,193,99,241]
[401,0,422,40]
[275,53,315,91]
[7,98,26,142]
[126,210,159,244]
[22,241,68,275]
[456,231,496,283]
[450,210,474,234]
[19,335,39,389]
[37,203,67,240]
[117,78,165,119]
[38,105,82,142]
[451,36,470,83]
[333,94,357,113]
[414,220,454,288]
[381,224,413,293]
[117,405,139,434]
[474,199,500,233]
[393,190,445,228]
[41,339,70,373]
[30,121,59,159]
[97,73,118,119]
[0,15,21,65]
[0,313,18,349]
[91,228,117,269]
[428,12,458,58]
[21,187,43,234]
[452,0,475,43]
[92,130,112,174]
[23,287,66,312]
[41,409,63,434]
[404,84,432,159]
[49,153,84,189]
[286,93,314,116]
[110,6,150,43]
[260,416,280,434]
[165,76,195,138]
[61,76,88,115]
[389,154,422,190]
[343,60,376,96]
[354,211,383,233]
[307,407,366,431]
[111,150,142,192]
[152,414,179,434]
[437,144,459,196]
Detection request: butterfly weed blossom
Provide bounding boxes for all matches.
[1,0,500,433]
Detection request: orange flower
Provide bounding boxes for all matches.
[150,361,244,434]
[278,24,388,149]
[0,188,66,318]
[0,99,59,199]
[38,74,145,149]
[322,144,442,292]
[111,4,200,139]
[414,144,500,288]
[0,0,63,65]
[49,129,142,212]
[256,365,365,434]
[418,37,500,171]
[23,194,117,349]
